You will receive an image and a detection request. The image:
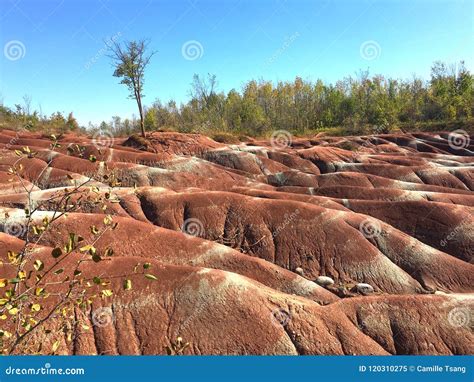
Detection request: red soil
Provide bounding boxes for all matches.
[0,129,472,355]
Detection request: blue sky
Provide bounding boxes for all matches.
[0,0,472,126]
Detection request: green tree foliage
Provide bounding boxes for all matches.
[1,61,472,138]
[107,39,155,137]
[145,61,472,136]
[0,105,80,134]
[144,107,157,131]
[66,112,79,131]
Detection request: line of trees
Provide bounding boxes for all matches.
[1,61,472,137]
[0,99,80,133]
[139,61,472,136]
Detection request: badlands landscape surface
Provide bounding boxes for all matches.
[0,128,473,355]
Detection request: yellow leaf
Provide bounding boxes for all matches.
[101,289,113,297]
[35,287,44,296]
[8,307,18,315]
[7,251,19,264]
[0,279,7,288]
[0,330,12,338]
[52,340,60,353]
[31,304,41,312]
[79,245,94,253]
[33,259,44,271]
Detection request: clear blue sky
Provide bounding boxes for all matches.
[1,0,472,126]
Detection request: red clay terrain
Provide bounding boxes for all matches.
[0,128,473,355]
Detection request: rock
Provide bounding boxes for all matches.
[315,276,335,287]
[294,267,304,276]
[356,283,374,294]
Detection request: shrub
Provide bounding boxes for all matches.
[210,132,240,144]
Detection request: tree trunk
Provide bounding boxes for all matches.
[138,102,145,137]
[136,93,145,137]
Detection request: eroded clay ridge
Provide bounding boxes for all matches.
[0,129,473,355]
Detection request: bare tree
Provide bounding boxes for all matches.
[22,95,32,116]
[107,40,155,137]
[189,73,218,111]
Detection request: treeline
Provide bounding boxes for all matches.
[0,94,80,133]
[141,60,473,136]
[1,61,473,137]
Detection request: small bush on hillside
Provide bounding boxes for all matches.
[0,104,81,135]
[122,134,156,152]
[210,132,240,144]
